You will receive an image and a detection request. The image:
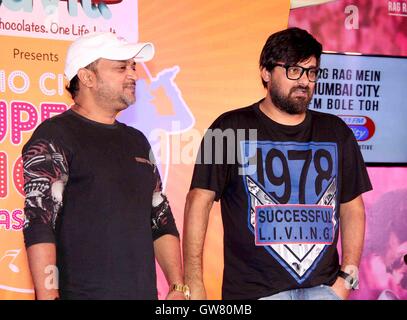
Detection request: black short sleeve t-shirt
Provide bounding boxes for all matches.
[22,109,179,299]
[191,100,372,299]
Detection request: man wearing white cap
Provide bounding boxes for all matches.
[22,32,188,300]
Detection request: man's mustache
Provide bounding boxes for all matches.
[289,86,311,96]
[124,81,136,87]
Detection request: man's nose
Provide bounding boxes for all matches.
[127,68,138,81]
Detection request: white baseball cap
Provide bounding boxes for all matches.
[64,32,155,81]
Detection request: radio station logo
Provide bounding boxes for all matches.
[339,115,376,142]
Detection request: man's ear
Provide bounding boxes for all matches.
[77,68,95,88]
[261,67,271,83]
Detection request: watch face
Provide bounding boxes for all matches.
[347,276,359,290]
[339,270,359,290]
[352,279,359,290]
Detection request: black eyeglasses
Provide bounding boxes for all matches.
[272,63,320,82]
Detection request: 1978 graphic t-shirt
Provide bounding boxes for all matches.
[191,100,372,299]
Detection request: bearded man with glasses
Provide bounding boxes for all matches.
[183,27,372,300]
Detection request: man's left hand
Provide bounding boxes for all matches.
[330,277,351,300]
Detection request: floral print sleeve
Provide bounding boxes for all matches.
[22,138,69,247]
[135,156,179,240]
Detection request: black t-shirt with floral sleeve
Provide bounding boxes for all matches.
[22,109,179,300]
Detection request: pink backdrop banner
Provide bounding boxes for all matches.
[290,0,407,300]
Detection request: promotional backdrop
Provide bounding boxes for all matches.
[1,0,406,300]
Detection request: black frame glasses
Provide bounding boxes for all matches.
[273,63,320,82]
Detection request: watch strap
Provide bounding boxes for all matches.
[170,283,191,300]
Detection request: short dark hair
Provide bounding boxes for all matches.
[259,27,323,87]
[66,75,80,100]
[65,61,99,100]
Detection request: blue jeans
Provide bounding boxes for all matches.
[259,285,343,300]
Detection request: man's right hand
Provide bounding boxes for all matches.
[183,189,215,300]
[26,243,59,300]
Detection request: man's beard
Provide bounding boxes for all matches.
[270,84,312,115]
[122,81,136,104]
[95,76,136,110]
